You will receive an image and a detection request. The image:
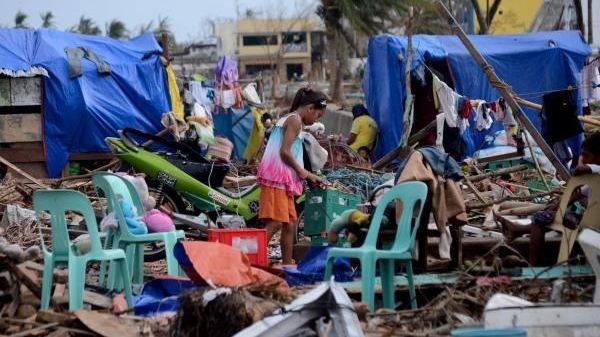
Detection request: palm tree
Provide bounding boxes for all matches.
[137,21,154,36]
[105,19,128,39]
[317,0,417,102]
[40,11,55,28]
[14,11,28,28]
[154,16,176,47]
[71,15,102,35]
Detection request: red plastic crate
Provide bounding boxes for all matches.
[207,228,268,266]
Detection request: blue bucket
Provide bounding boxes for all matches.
[451,327,527,337]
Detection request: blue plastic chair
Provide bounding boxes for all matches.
[92,172,184,287]
[324,181,428,311]
[34,189,133,311]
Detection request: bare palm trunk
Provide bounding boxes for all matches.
[326,28,343,102]
[587,0,593,43]
[574,0,585,36]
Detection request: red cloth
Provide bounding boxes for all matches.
[461,98,472,119]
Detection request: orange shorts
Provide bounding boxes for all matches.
[259,186,297,223]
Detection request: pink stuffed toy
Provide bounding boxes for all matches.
[142,209,174,233]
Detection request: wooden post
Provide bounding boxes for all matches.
[400,7,415,147]
[372,118,436,170]
[434,1,571,181]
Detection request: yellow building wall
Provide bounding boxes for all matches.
[475,0,543,34]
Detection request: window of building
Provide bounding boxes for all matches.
[246,64,275,76]
[282,32,307,52]
[286,63,304,80]
[282,32,307,44]
[242,35,278,46]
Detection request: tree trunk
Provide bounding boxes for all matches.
[574,0,585,35]
[334,36,346,103]
[326,27,343,102]
[470,0,489,34]
[487,0,503,28]
[588,0,594,43]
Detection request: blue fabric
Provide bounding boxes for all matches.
[395,146,464,182]
[0,28,170,177]
[363,31,590,161]
[213,104,254,159]
[134,278,198,316]
[283,246,355,286]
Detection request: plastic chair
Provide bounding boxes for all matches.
[92,172,184,287]
[34,189,133,311]
[324,181,428,311]
[549,173,600,263]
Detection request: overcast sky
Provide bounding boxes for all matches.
[1,0,317,42]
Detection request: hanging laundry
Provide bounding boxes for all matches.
[459,96,472,119]
[165,64,184,119]
[435,113,445,150]
[473,100,494,131]
[432,75,460,128]
[581,59,600,105]
[541,90,583,143]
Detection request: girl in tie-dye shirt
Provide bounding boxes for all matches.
[257,87,328,264]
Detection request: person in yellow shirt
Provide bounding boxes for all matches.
[347,104,378,154]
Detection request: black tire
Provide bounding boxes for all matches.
[143,181,188,262]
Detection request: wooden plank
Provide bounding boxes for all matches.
[467,164,529,183]
[0,78,10,106]
[0,148,45,163]
[36,310,76,325]
[0,114,42,143]
[68,152,113,161]
[10,77,41,106]
[0,154,49,188]
[81,291,113,309]
[8,323,59,337]
[75,310,141,337]
[433,1,570,182]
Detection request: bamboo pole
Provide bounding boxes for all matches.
[434,1,571,182]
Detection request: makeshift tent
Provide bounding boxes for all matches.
[363,30,591,162]
[0,28,170,177]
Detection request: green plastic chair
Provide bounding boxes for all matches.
[92,172,184,287]
[324,181,428,311]
[34,189,133,311]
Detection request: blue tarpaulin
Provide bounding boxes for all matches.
[363,30,591,162]
[213,104,254,160]
[134,278,198,316]
[0,28,170,177]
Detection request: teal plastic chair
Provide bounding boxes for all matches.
[92,172,184,287]
[34,189,133,311]
[324,181,427,311]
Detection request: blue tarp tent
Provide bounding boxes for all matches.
[0,28,170,177]
[363,30,591,162]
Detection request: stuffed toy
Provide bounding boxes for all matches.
[119,198,147,235]
[142,209,175,233]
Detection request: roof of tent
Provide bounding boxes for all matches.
[363,30,591,160]
[0,28,170,177]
